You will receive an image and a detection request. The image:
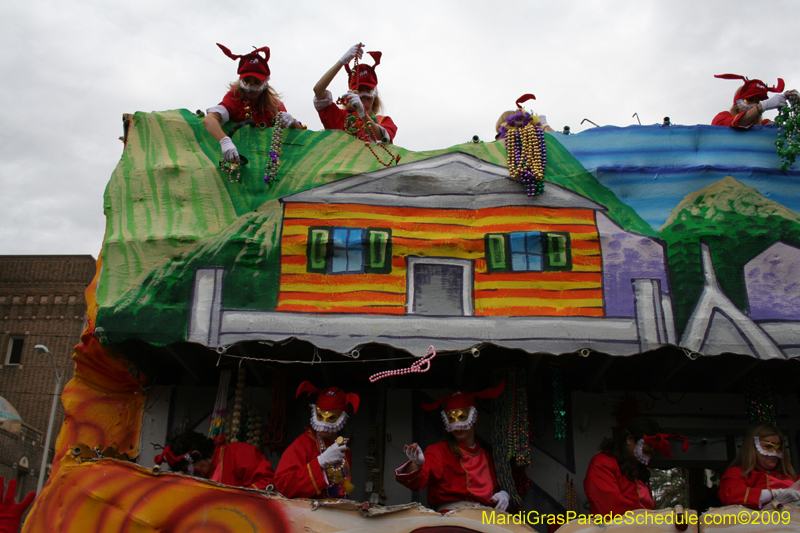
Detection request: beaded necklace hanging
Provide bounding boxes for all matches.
[491,368,532,508]
[502,108,547,196]
[745,374,779,427]
[552,366,567,441]
[776,92,800,171]
[208,370,231,441]
[263,369,287,453]
[338,51,400,168]
[264,111,286,187]
[316,434,353,498]
[227,366,246,442]
[219,98,287,187]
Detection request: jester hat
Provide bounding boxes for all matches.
[217,43,271,82]
[715,73,785,103]
[153,446,189,469]
[642,433,689,457]
[421,381,506,412]
[346,51,382,90]
[296,381,360,413]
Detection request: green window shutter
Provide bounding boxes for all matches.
[544,232,571,271]
[485,234,509,272]
[365,228,392,274]
[307,227,331,273]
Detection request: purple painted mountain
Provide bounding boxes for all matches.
[597,213,670,318]
[746,242,800,321]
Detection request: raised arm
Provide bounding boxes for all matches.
[314,44,363,99]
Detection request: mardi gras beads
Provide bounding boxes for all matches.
[745,374,779,427]
[552,366,567,440]
[338,97,400,167]
[264,112,286,187]
[504,109,547,196]
[228,366,246,442]
[776,92,800,172]
[219,160,242,183]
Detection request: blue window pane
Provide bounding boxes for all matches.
[347,230,363,269]
[511,254,528,271]
[330,228,364,273]
[509,231,542,272]
[526,233,542,254]
[509,232,526,253]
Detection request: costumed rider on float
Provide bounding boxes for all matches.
[584,417,689,516]
[153,430,275,489]
[395,382,511,513]
[712,73,798,129]
[273,381,359,499]
[313,43,398,144]
[203,43,303,165]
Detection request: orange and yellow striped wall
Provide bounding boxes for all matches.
[276,203,603,317]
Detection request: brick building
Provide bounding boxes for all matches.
[0,255,95,497]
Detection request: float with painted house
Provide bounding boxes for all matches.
[21,98,800,532]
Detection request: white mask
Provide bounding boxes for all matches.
[634,439,651,465]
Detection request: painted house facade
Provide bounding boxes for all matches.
[276,152,604,318]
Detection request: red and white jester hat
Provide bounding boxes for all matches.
[297,381,359,433]
[642,433,689,457]
[346,51,382,90]
[217,43,271,82]
[296,381,360,413]
[422,381,505,431]
[715,73,785,103]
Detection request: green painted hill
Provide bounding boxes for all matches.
[660,176,800,335]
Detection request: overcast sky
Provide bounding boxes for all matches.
[1,0,798,257]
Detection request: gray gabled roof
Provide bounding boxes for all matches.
[282,152,606,211]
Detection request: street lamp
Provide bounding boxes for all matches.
[33,345,62,494]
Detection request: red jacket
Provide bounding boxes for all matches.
[712,110,771,128]
[219,90,287,125]
[208,441,274,489]
[719,465,795,509]
[395,441,499,510]
[317,102,397,143]
[273,428,353,499]
[584,452,654,516]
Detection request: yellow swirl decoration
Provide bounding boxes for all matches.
[23,460,290,533]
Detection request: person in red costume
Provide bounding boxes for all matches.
[313,43,397,144]
[584,417,688,516]
[203,43,303,164]
[273,381,359,499]
[712,73,798,129]
[719,422,799,509]
[154,430,274,490]
[0,476,34,533]
[395,382,511,513]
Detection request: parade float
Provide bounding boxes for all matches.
[19,89,800,532]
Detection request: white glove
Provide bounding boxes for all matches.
[404,444,425,466]
[769,488,800,505]
[760,94,787,112]
[491,490,510,511]
[219,136,239,163]
[279,112,294,128]
[339,44,363,65]
[317,443,347,468]
[538,115,549,128]
[345,93,366,117]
